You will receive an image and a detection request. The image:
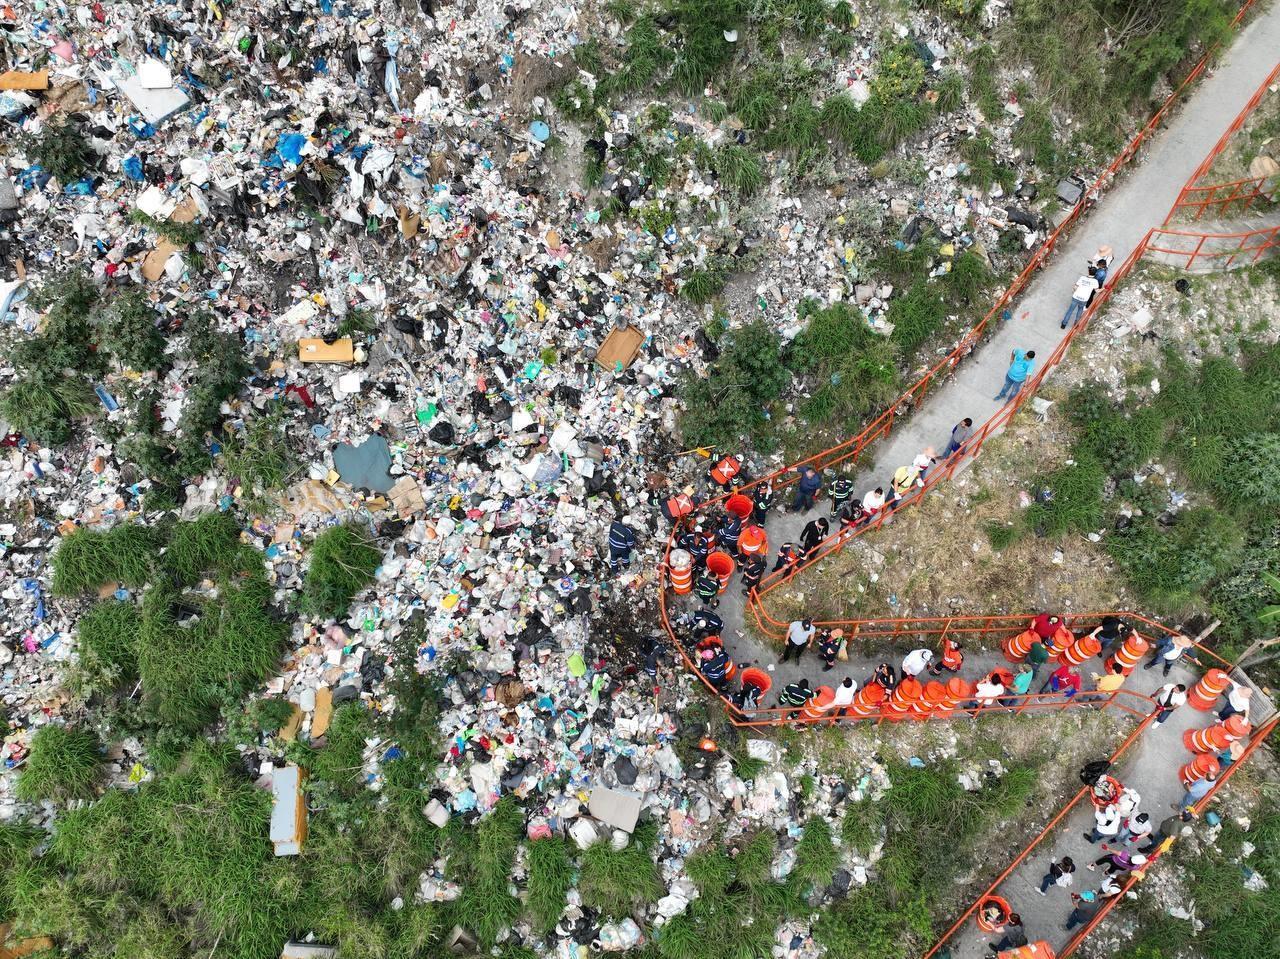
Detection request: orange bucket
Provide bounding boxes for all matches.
[740,667,772,695]
[706,551,735,591]
[725,493,754,519]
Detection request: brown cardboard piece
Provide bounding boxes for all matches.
[0,71,49,90]
[595,326,645,371]
[311,687,334,738]
[298,337,355,363]
[142,239,183,281]
[279,704,304,742]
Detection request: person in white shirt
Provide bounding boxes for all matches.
[1143,633,1192,677]
[1116,787,1141,819]
[1061,267,1099,330]
[1219,681,1252,722]
[863,487,886,515]
[974,676,1005,707]
[902,648,933,678]
[1152,682,1187,725]
[829,677,858,721]
[1085,804,1122,843]
[782,619,815,665]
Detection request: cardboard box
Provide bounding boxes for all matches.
[595,326,645,371]
[298,338,355,364]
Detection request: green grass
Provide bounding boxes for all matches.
[301,525,382,620]
[164,510,241,585]
[219,408,300,504]
[887,280,946,355]
[527,837,573,935]
[1024,455,1106,537]
[75,599,142,689]
[680,266,729,304]
[579,821,662,919]
[712,145,763,195]
[447,798,524,945]
[52,523,162,596]
[793,817,838,890]
[16,726,103,802]
[0,372,98,446]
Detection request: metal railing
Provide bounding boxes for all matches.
[1144,221,1280,270]
[1164,60,1280,223]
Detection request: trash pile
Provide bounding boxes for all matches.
[0,0,1086,951]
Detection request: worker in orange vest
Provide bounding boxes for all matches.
[661,488,703,524]
[737,524,768,561]
[930,636,964,675]
[708,454,745,490]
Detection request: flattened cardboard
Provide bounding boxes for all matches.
[298,338,355,363]
[595,326,645,371]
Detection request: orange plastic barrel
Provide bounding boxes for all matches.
[913,680,948,720]
[725,493,754,520]
[848,681,886,719]
[883,676,922,722]
[1003,628,1038,663]
[1179,753,1220,788]
[1049,624,1074,655]
[1188,668,1231,711]
[706,551,735,592]
[1183,715,1250,753]
[668,548,693,595]
[740,667,772,696]
[802,685,836,722]
[976,895,1012,932]
[1109,633,1150,675]
[1058,634,1102,667]
[935,677,973,717]
[1089,775,1122,808]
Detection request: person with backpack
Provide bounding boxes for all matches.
[1061,266,1099,329]
[1152,682,1188,726]
[1038,857,1076,894]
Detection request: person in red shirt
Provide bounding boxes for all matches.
[1039,662,1082,698]
[1031,613,1063,639]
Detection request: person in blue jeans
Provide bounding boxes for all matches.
[994,349,1036,401]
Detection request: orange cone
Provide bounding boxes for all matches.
[934,677,974,718]
[1058,634,1102,667]
[802,685,836,722]
[1188,668,1231,711]
[847,682,886,719]
[1108,633,1150,675]
[668,548,693,595]
[1003,629,1038,663]
[913,681,949,720]
[1179,753,1220,788]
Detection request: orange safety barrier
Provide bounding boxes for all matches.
[725,493,754,520]
[1179,753,1220,788]
[1108,634,1150,675]
[1188,668,1231,710]
[1182,715,1250,753]
[740,667,771,696]
[667,548,693,595]
[846,681,886,719]
[883,675,923,721]
[706,551,735,592]
[1003,629,1038,663]
[1058,634,1102,668]
[802,686,835,722]
[1143,222,1280,271]
[1164,60,1280,223]
[915,680,948,720]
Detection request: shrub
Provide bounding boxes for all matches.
[1066,386,1164,476]
[76,599,142,689]
[28,119,95,182]
[251,696,297,734]
[0,373,97,446]
[1108,508,1245,610]
[680,266,728,304]
[97,289,167,370]
[942,250,991,306]
[887,280,946,354]
[17,725,103,802]
[301,525,382,620]
[712,144,763,195]
[1217,433,1280,515]
[128,209,204,247]
[219,409,299,502]
[871,44,926,102]
[1025,455,1106,537]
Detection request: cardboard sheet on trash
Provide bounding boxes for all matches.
[588,786,645,833]
[142,239,183,281]
[311,687,334,738]
[0,71,49,91]
[0,923,54,959]
[299,338,355,363]
[595,326,644,371]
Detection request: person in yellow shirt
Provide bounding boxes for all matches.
[1082,661,1127,707]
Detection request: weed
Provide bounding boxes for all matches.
[680,266,729,304]
[984,521,1023,551]
[219,408,300,505]
[52,523,161,596]
[164,510,241,585]
[0,373,97,446]
[793,817,838,890]
[942,251,992,307]
[335,307,377,339]
[712,145,763,195]
[1013,101,1057,173]
[871,43,926,102]
[251,696,296,734]
[28,119,95,182]
[1025,455,1105,537]
[932,70,965,114]
[887,280,946,355]
[527,837,573,935]
[97,289,167,370]
[75,599,142,690]
[579,822,662,919]
[129,209,204,246]
[16,725,103,802]
[448,798,524,945]
[301,524,382,621]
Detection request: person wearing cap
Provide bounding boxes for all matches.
[901,648,933,678]
[889,463,923,503]
[739,552,766,596]
[1088,849,1147,876]
[818,628,842,672]
[708,453,745,491]
[679,524,711,569]
[828,474,856,516]
[752,480,777,526]
[782,619,815,664]
[737,523,768,563]
[700,646,731,689]
[1117,811,1152,847]
[792,465,823,512]
[1064,890,1101,931]
[1143,633,1192,676]
[607,517,637,572]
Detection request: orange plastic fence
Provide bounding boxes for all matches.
[1164,60,1280,223]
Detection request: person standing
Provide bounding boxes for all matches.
[1117,811,1153,848]
[1177,772,1216,812]
[1038,856,1075,895]
[830,676,858,719]
[1218,681,1253,722]
[782,619,815,664]
[862,486,886,522]
[890,464,924,503]
[700,647,731,689]
[930,636,964,675]
[902,648,933,678]
[1061,267,1099,329]
[799,517,829,559]
[716,512,742,556]
[740,553,766,596]
[945,417,974,457]
[1152,682,1187,725]
[1010,663,1034,701]
[752,480,777,526]
[1027,639,1050,686]
[828,474,856,516]
[708,453,745,491]
[792,466,823,512]
[1144,633,1192,676]
[772,542,801,573]
[1084,662,1127,706]
[607,517,637,572]
[818,629,841,672]
[1064,891,1101,931]
[994,349,1036,402]
[1084,804,1122,843]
